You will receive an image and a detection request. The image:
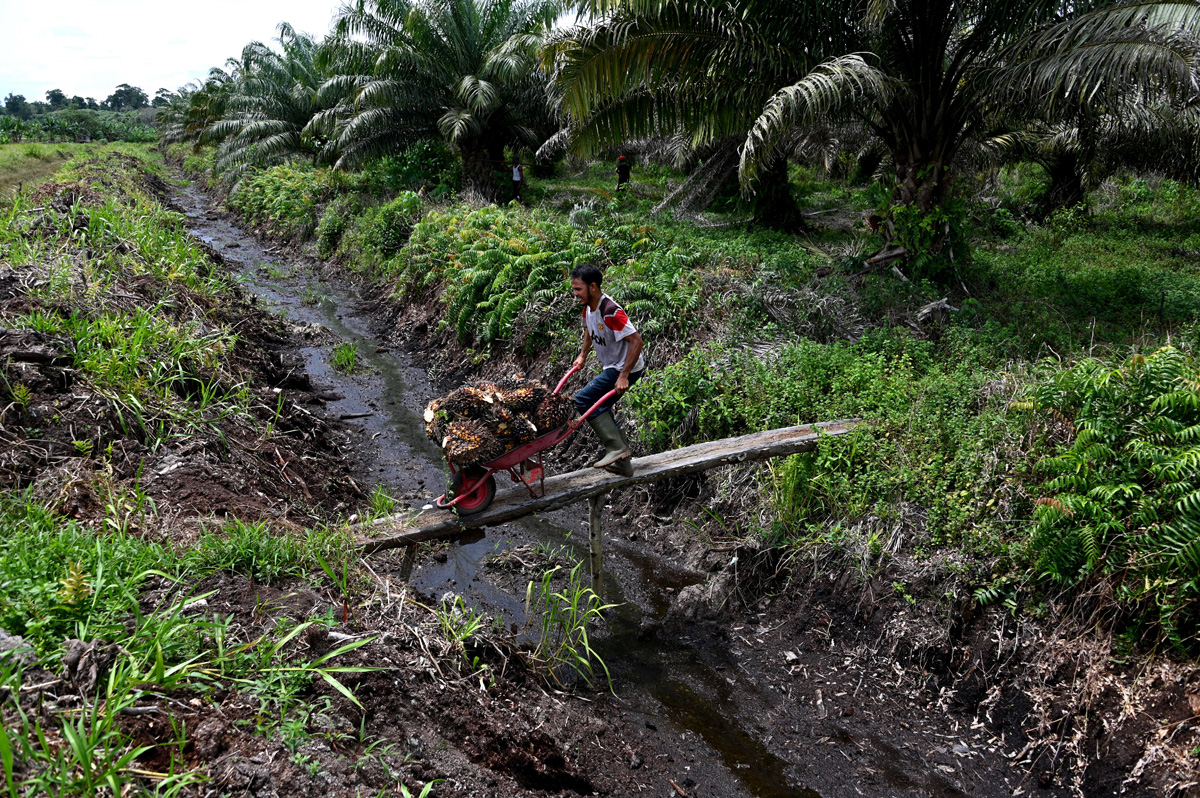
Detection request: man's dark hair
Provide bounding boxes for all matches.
[570,264,603,288]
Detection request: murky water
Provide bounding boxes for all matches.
[174,182,819,797]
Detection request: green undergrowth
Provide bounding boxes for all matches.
[636,330,1200,648]
[184,138,460,245]
[1018,346,1200,648]
[0,149,261,451]
[629,327,1024,555]
[0,143,95,198]
[392,199,817,356]
[227,162,336,239]
[0,495,354,660]
[974,171,1200,353]
[0,492,372,797]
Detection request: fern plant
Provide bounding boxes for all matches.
[399,203,714,355]
[1025,346,1200,647]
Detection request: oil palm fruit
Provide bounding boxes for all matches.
[535,393,572,431]
[443,420,502,465]
[439,388,474,417]
[496,381,546,411]
[454,384,496,410]
[490,405,539,449]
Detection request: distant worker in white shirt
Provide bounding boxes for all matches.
[511,157,523,202]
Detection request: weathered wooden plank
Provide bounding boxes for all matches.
[356,418,860,553]
[588,492,605,594]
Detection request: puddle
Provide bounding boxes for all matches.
[173,181,818,797]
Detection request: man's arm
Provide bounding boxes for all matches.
[572,327,592,371]
[615,331,643,394]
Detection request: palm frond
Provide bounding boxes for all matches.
[740,54,892,187]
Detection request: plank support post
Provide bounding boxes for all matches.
[588,492,605,595]
[400,544,417,582]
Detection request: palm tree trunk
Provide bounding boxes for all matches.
[893,155,952,213]
[461,144,498,201]
[751,154,803,231]
[1040,152,1086,217]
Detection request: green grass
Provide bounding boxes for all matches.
[521,562,617,688]
[0,142,96,198]
[0,490,374,795]
[331,341,360,373]
[0,150,258,451]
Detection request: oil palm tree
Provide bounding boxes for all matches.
[158,62,243,147]
[552,1,1200,226]
[545,1,828,226]
[311,0,562,199]
[203,24,329,184]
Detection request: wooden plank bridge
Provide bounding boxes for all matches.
[355,418,860,589]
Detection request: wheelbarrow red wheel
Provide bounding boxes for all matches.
[446,467,495,516]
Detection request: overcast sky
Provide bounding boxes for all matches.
[0,0,341,103]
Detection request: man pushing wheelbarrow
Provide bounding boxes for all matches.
[569,264,645,477]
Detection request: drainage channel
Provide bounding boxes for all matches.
[175,181,817,798]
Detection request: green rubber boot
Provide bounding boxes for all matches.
[587,413,633,476]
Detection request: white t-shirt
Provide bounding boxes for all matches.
[584,294,645,373]
[512,165,522,181]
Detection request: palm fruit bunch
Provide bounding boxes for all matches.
[425,381,499,443]
[535,392,572,430]
[424,375,566,466]
[423,397,448,442]
[442,420,502,465]
[494,376,547,412]
[489,405,540,449]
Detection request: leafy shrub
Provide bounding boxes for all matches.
[355,191,423,261]
[181,149,215,179]
[890,198,971,282]
[626,329,1022,548]
[398,203,719,353]
[399,205,590,349]
[996,161,1052,218]
[1022,346,1200,648]
[1046,203,1089,240]
[315,194,363,258]
[228,163,334,238]
[603,247,706,340]
[348,139,461,197]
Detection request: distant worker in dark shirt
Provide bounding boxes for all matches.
[615,155,631,191]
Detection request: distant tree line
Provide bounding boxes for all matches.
[0,84,164,144]
[1,84,179,120]
[160,0,1200,237]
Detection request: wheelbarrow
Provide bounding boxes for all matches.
[434,366,615,516]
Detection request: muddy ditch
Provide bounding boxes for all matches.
[165,170,1200,798]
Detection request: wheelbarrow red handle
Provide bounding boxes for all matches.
[554,365,580,395]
